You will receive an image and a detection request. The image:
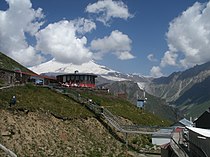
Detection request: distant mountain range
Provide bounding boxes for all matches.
[146,62,210,118]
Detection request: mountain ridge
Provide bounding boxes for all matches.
[147,61,210,102]
[146,61,210,118]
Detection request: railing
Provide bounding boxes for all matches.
[170,133,189,157]
[0,143,17,157]
[54,87,168,135]
[170,130,209,157]
[0,85,14,90]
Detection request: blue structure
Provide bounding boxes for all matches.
[137,99,145,108]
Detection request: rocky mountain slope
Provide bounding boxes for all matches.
[146,62,210,118]
[147,62,210,102]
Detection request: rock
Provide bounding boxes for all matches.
[1,131,11,136]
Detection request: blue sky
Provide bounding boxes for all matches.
[0,0,210,77]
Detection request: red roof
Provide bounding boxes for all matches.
[15,71,56,80]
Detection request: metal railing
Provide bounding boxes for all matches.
[170,133,189,157]
[0,144,17,157]
[54,87,169,135]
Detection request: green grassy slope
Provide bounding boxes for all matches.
[145,93,179,122]
[0,84,93,119]
[0,85,170,126]
[0,52,33,73]
[75,89,170,126]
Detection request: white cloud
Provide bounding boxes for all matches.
[165,1,210,68]
[86,0,133,25]
[147,53,158,62]
[73,18,96,34]
[152,1,210,76]
[150,66,163,78]
[0,0,133,67]
[0,0,45,66]
[90,30,135,60]
[36,20,94,64]
[160,51,178,67]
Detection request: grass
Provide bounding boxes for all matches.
[0,84,170,126]
[0,84,93,119]
[0,52,33,73]
[75,89,170,126]
[182,101,210,118]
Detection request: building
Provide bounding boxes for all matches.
[186,126,210,157]
[172,118,194,128]
[0,68,17,84]
[56,72,97,88]
[194,108,210,129]
[0,68,56,86]
[152,128,173,146]
[0,68,32,85]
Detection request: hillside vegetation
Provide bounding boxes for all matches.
[0,52,33,73]
[75,88,170,126]
[0,84,93,119]
[0,84,169,156]
[0,84,170,126]
[105,81,177,122]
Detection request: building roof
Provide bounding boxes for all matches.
[57,73,97,77]
[1,68,56,80]
[194,110,210,122]
[152,128,173,138]
[179,118,193,127]
[186,126,210,137]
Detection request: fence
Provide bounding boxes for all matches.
[0,144,17,157]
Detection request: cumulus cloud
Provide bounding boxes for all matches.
[151,1,210,76]
[160,51,178,67]
[0,0,45,66]
[73,18,96,34]
[150,66,163,78]
[36,19,94,64]
[86,0,133,25]
[162,1,210,68]
[147,53,158,62]
[90,30,135,60]
[0,0,134,67]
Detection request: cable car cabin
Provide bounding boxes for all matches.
[56,73,97,88]
[137,99,145,109]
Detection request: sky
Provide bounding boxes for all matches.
[0,0,210,77]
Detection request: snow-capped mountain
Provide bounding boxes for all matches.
[30,59,115,75]
[29,59,150,85]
